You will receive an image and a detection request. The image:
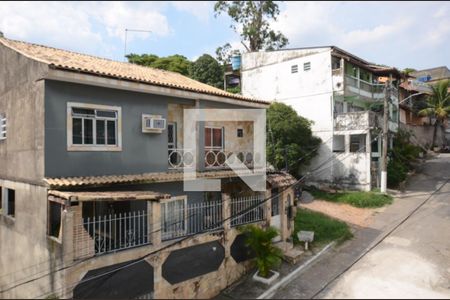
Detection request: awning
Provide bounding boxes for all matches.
[48,190,170,202]
[266,171,297,188]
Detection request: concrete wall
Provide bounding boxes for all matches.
[0,42,47,183]
[400,123,446,148]
[0,180,64,299]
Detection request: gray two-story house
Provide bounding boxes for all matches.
[0,37,297,299]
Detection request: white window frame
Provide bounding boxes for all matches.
[205,126,224,151]
[67,102,122,151]
[161,196,187,239]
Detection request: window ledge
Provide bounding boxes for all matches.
[1,214,16,226]
[67,145,122,152]
[47,235,63,245]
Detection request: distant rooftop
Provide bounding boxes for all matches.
[410,66,450,82]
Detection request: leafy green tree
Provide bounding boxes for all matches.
[215,42,233,65]
[190,54,224,89]
[402,68,417,76]
[267,102,321,177]
[418,80,450,148]
[241,225,282,278]
[126,53,192,76]
[214,1,288,51]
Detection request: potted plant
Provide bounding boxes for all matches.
[241,225,283,285]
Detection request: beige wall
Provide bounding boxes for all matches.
[0,180,64,299]
[0,43,48,183]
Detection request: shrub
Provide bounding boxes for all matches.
[241,225,283,278]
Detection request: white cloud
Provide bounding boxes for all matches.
[170,1,212,22]
[92,1,171,41]
[339,18,413,48]
[0,1,171,58]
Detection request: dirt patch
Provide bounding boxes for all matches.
[299,200,377,227]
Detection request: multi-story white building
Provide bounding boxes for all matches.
[241,47,402,191]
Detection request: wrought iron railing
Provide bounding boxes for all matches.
[75,210,149,257]
[230,195,265,227]
[168,148,195,169]
[161,200,223,241]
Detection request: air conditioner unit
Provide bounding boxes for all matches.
[142,114,166,133]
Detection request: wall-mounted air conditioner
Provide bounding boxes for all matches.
[142,114,166,133]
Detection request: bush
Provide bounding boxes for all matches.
[387,158,407,188]
[307,187,393,208]
[293,209,353,245]
[241,225,283,278]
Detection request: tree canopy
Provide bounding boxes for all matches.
[190,54,224,89]
[267,102,321,177]
[126,53,192,76]
[418,80,450,147]
[214,1,288,52]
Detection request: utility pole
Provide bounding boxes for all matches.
[381,80,390,193]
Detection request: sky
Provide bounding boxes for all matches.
[0,1,449,71]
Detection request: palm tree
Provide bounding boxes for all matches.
[241,225,283,278]
[418,80,450,149]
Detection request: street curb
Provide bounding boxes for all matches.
[257,241,336,299]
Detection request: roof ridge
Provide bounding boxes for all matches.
[0,37,192,78]
[0,37,269,104]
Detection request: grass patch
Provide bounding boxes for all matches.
[307,188,393,208]
[293,209,353,246]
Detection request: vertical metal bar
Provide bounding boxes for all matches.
[109,214,112,251]
[138,211,141,245]
[133,211,136,246]
[119,213,122,248]
[114,214,117,250]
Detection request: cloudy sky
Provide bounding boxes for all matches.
[0,1,448,70]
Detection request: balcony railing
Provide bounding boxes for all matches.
[345,75,387,99]
[334,111,379,132]
[168,148,255,170]
[168,148,195,169]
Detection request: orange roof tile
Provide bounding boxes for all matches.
[0,37,269,105]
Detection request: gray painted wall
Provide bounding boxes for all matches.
[44,80,256,178]
[45,80,195,177]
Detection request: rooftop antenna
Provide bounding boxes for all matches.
[123,28,152,62]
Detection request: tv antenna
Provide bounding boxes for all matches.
[123,28,152,62]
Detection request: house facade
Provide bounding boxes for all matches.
[0,38,297,299]
[241,47,401,191]
[399,67,450,149]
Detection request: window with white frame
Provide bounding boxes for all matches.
[0,113,6,141]
[205,127,224,151]
[161,196,187,240]
[67,102,121,151]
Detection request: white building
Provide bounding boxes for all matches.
[241,47,401,191]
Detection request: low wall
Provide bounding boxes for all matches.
[401,123,446,148]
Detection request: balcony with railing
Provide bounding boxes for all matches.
[334,111,379,132]
[345,75,387,100]
[168,148,256,170]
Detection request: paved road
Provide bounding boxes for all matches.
[273,154,450,299]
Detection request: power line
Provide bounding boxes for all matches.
[30,136,378,299]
